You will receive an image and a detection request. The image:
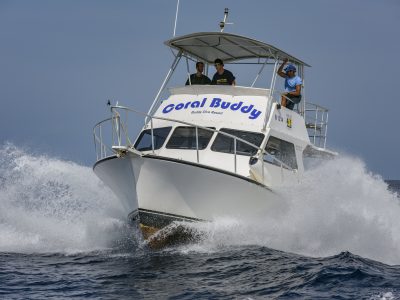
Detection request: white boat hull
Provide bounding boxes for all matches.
[94,152,284,228]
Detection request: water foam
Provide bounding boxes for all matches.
[1,143,399,264]
[0,143,130,254]
[172,156,400,265]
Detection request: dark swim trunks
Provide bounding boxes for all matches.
[285,94,302,110]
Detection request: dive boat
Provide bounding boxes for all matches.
[93,27,335,239]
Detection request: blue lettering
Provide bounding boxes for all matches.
[163,104,175,113]
[210,98,221,108]
[241,104,253,113]
[191,101,200,108]
[249,109,262,120]
[163,98,261,119]
[175,103,184,110]
[230,101,243,111]
[221,101,231,109]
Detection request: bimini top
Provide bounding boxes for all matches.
[165,32,310,67]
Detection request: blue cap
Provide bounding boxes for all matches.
[284,64,296,72]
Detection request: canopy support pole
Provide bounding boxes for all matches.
[262,57,278,131]
[251,57,268,87]
[146,50,183,123]
[185,56,191,85]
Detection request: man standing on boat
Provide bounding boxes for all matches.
[277,58,302,110]
[211,58,236,85]
[185,62,211,85]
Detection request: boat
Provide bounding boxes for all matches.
[92,12,335,243]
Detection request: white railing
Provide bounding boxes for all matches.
[93,113,133,160]
[93,105,296,180]
[304,102,329,148]
[270,90,330,148]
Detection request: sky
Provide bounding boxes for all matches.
[0,0,399,179]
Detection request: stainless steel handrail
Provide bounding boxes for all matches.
[93,105,297,178]
[93,117,114,161]
[304,102,329,148]
[270,90,330,148]
[110,105,273,159]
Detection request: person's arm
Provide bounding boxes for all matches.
[277,58,288,78]
[229,71,236,86]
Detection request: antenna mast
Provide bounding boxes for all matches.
[219,8,233,32]
[173,0,180,37]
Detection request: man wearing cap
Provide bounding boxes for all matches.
[277,58,302,110]
[211,58,236,86]
[185,61,211,85]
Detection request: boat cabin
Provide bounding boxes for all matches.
[95,32,332,187]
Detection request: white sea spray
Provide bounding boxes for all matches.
[0,143,128,254]
[1,143,400,265]
[171,156,400,265]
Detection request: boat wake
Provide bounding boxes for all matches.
[1,143,399,264]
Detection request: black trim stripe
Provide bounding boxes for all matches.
[128,208,203,228]
[140,208,203,222]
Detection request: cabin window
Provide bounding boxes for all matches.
[211,128,264,156]
[134,127,172,151]
[166,126,214,150]
[264,136,298,169]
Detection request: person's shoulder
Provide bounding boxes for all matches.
[224,69,235,80]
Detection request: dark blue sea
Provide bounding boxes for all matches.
[1,144,400,299]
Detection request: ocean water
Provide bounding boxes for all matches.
[1,143,400,299]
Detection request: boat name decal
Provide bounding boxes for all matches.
[162,98,262,120]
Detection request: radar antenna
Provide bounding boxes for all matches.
[219,8,233,32]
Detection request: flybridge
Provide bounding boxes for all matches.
[146,31,311,130]
[162,97,262,120]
